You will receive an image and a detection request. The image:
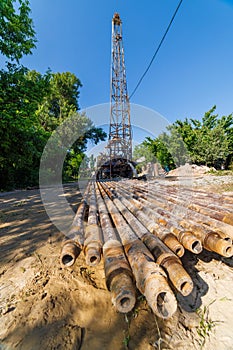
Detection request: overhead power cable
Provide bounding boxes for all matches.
[129,0,184,100]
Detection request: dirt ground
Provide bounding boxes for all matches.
[0,177,233,350]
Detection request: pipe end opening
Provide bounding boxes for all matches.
[86,254,101,266]
[120,297,131,309]
[61,254,74,267]
[90,256,98,263]
[224,245,233,257]
[192,240,202,254]
[116,295,135,313]
[180,281,193,296]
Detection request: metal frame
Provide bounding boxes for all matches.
[108,13,132,164]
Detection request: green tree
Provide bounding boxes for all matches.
[0,64,50,188]
[0,65,106,189]
[37,72,82,131]
[0,0,36,62]
[145,137,176,170]
[174,106,232,168]
[0,1,106,189]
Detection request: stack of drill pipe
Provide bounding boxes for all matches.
[150,184,233,226]
[98,181,177,319]
[147,184,233,252]
[131,187,232,257]
[106,181,185,257]
[60,183,90,267]
[160,184,233,207]
[143,183,233,240]
[126,181,233,257]
[95,183,136,313]
[101,182,193,297]
[83,181,102,266]
[116,181,202,255]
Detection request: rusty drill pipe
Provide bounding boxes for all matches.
[128,192,202,255]
[125,241,177,319]
[109,185,193,295]
[95,183,136,313]
[157,184,233,214]
[107,180,233,256]
[146,184,233,229]
[99,182,177,319]
[142,232,193,296]
[130,182,233,244]
[179,219,233,257]
[60,194,88,267]
[108,182,185,257]
[84,182,102,266]
[153,185,233,226]
[132,182,233,256]
[165,184,233,205]
[104,187,193,296]
[60,240,81,267]
[105,181,185,256]
[103,240,136,313]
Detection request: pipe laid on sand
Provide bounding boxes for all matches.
[96,183,136,313]
[99,181,177,319]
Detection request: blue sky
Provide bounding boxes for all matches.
[2,0,233,124]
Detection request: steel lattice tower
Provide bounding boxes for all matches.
[108,13,132,161]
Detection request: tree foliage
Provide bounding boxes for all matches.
[0,0,36,62]
[0,65,106,190]
[0,0,106,190]
[135,106,233,171]
[174,106,233,167]
[37,72,82,131]
[0,64,49,188]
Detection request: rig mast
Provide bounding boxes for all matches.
[108,13,132,161]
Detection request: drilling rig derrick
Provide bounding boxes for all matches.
[98,13,135,179]
[108,13,132,161]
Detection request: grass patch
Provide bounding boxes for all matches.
[196,300,222,349]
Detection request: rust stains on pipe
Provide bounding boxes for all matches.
[161,233,184,258]
[179,219,233,257]
[101,185,193,296]
[60,240,81,267]
[127,246,177,319]
[105,182,185,257]
[144,184,233,239]
[96,183,136,313]
[110,272,136,313]
[127,181,233,247]
[60,184,89,267]
[141,232,193,296]
[103,240,136,313]
[84,182,102,266]
[99,182,177,319]
[130,193,202,255]
[67,200,87,247]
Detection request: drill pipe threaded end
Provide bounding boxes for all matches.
[110,273,136,313]
[103,240,133,290]
[162,234,185,257]
[204,233,233,257]
[85,243,102,266]
[138,262,177,319]
[135,261,177,319]
[162,257,193,296]
[60,241,81,267]
[179,231,202,254]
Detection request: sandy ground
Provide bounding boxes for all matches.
[0,178,233,350]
